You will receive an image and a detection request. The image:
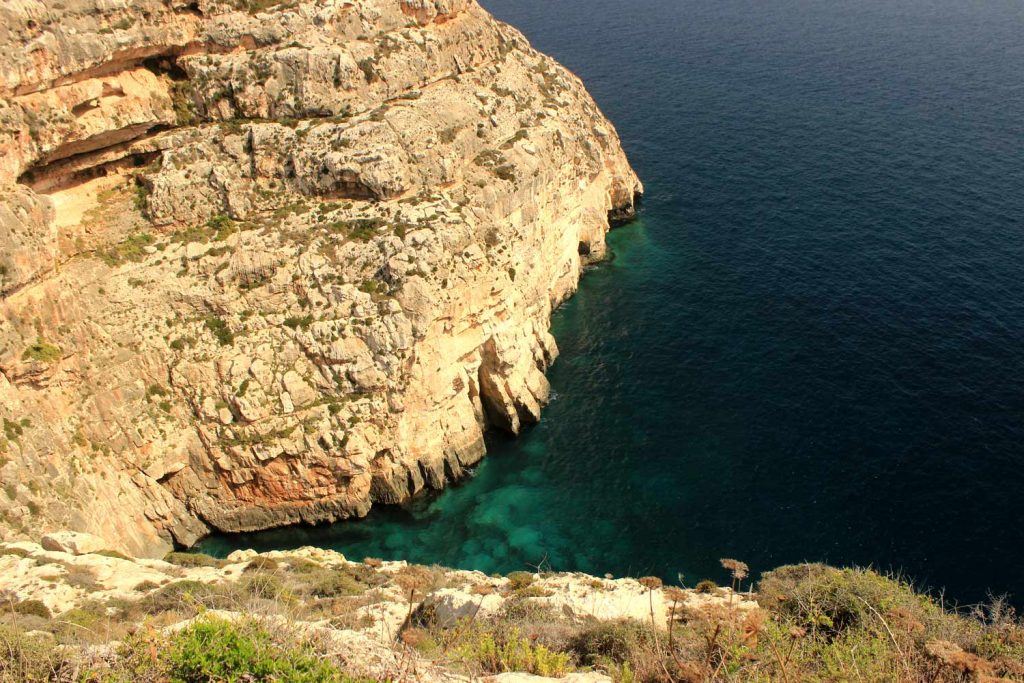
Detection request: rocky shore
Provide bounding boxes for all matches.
[0,0,641,556]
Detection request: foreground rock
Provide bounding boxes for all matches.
[0,538,751,629]
[0,539,750,682]
[3,539,1020,682]
[0,0,642,556]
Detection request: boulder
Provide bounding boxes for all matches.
[40,531,112,556]
[424,586,504,626]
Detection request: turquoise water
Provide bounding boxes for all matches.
[199,0,1024,606]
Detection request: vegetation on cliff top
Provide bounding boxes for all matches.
[2,551,1023,682]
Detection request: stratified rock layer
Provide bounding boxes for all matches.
[0,0,641,556]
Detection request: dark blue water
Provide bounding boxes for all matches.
[200,0,1024,607]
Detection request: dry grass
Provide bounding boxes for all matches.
[405,564,1024,683]
[2,560,1023,682]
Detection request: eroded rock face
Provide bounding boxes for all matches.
[0,0,642,556]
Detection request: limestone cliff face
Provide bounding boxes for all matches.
[0,0,641,556]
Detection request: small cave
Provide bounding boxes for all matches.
[70,100,99,117]
[320,181,379,201]
[142,55,189,82]
[608,191,643,227]
[18,144,162,194]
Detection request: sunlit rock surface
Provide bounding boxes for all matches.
[0,0,641,555]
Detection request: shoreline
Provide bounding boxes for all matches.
[182,193,644,556]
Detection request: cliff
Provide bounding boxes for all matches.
[0,0,642,556]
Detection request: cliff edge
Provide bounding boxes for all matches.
[0,0,642,556]
[2,538,1019,682]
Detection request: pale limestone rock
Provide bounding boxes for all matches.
[425,586,505,626]
[0,540,758,683]
[0,0,642,555]
[226,549,259,563]
[40,531,111,555]
[0,186,56,295]
[485,675,612,683]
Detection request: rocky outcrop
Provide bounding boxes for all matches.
[0,0,641,556]
[39,530,114,555]
[0,538,754,683]
[0,538,752,635]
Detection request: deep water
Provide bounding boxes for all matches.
[199,0,1024,606]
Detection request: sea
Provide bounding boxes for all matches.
[199,0,1024,608]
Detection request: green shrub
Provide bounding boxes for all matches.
[133,182,149,214]
[810,627,903,681]
[694,579,718,594]
[54,600,110,638]
[0,624,69,681]
[12,599,51,619]
[204,316,234,346]
[450,623,572,677]
[239,573,289,600]
[164,551,226,568]
[604,660,636,683]
[283,315,314,329]
[2,418,22,441]
[568,619,657,666]
[750,564,994,680]
[400,626,440,657]
[22,339,61,363]
[206,214,235,240]
[498,597,557,624]
[757,564,955,638]
[244,556,280,573]
[111,628,168,681]
[165,617,347,683]
[97,232,155,266]
[170,80,198,127]
[357,280,379,295]
[139,580,228,614]
[307,570,365,598]
[506,571,534,591]
[294,561,386,599]
[324,217,383,242]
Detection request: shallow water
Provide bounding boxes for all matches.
[199,0,1024,606]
